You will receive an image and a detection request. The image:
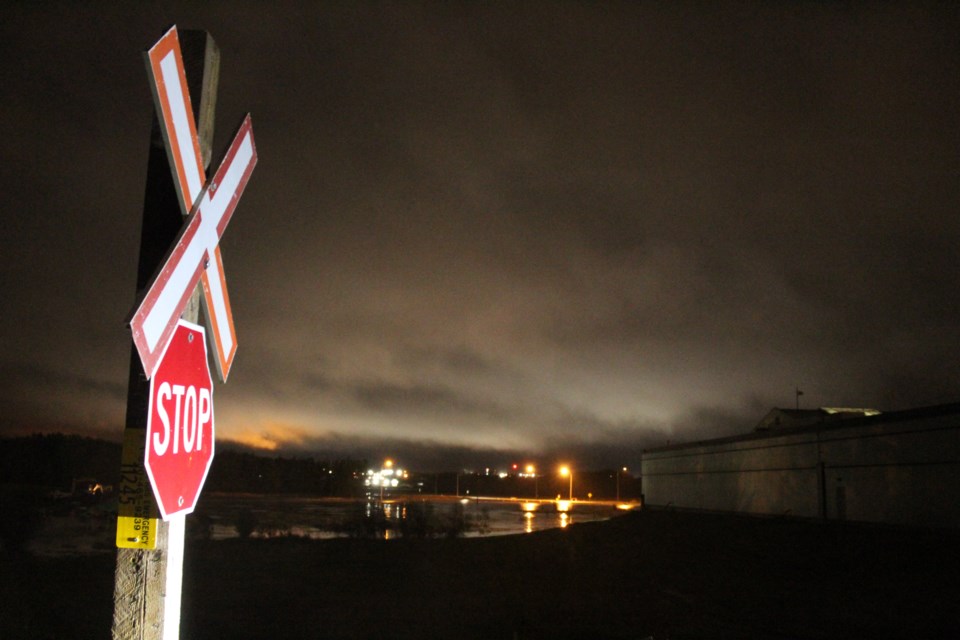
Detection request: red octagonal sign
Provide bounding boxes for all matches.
[145,319,215,519]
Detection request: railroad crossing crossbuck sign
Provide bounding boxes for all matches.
[129,25,257,382]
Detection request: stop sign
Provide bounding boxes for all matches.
[145,319,215,519]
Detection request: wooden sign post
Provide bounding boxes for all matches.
[113,26,255,640]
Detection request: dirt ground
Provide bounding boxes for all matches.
[2,509,958,639]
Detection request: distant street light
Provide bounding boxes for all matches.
[525,464,538,499]
[616,466,628,501]
[559,465,573,501]
[380,458,393,501]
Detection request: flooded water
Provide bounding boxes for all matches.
[194,493,629,540]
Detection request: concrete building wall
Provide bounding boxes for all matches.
[641,405,960,528]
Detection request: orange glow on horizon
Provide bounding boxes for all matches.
[228,432,280,450]
[222,422,312,451]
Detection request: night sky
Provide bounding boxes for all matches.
[2,3,958,471]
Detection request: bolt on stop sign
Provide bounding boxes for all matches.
[145,319,215,519]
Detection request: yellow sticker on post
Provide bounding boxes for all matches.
[115,428,160,549]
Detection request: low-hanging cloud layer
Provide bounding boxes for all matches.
[2,3,959,470]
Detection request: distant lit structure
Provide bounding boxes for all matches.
[616,466,628,501]
[365,459,408,497]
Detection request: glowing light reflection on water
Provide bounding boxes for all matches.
[199,495,623,540]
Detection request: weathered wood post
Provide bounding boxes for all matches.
[112,30,219,640]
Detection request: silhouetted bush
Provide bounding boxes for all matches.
[443,502,467,538]
[236,508,258,539]
[400,502,434,538]
[338,502,388,539]
[468,506,491,535]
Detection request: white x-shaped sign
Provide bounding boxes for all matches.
[129,26,257,382]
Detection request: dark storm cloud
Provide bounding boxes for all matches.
[351,379,508,419]
[396,345,498,378]
[0,363,124,401]
[0,362,126,432]
[1,3,959,468]
[220,421,657,473]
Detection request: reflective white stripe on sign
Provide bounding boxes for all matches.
[159,52,203,204]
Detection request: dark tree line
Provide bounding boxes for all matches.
[204,450,368,496]
[0,435,641,500]
[0,434,121,490]
[0,435,367,496]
